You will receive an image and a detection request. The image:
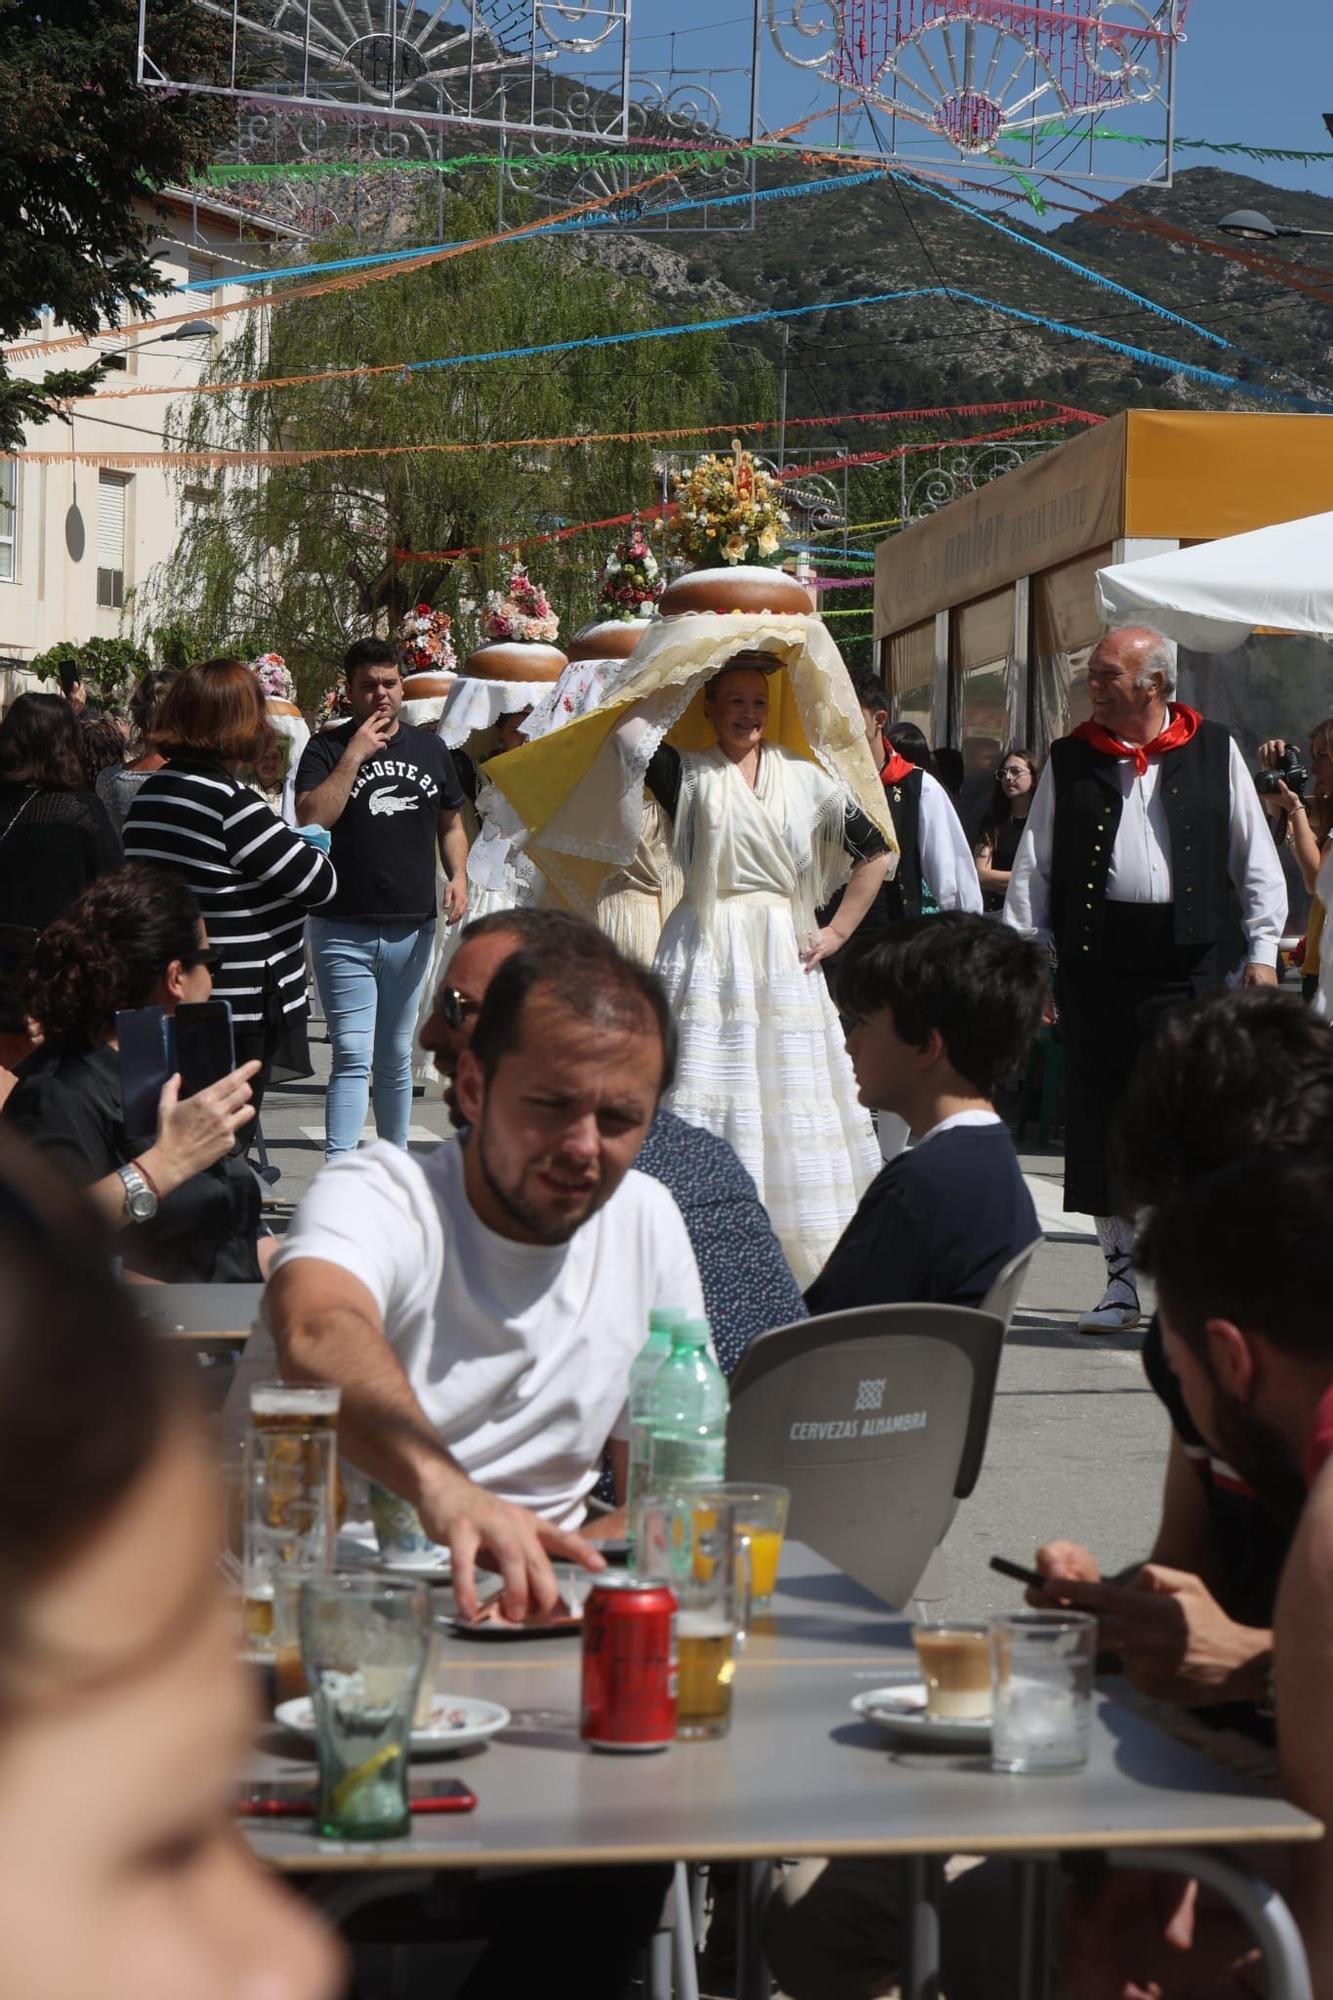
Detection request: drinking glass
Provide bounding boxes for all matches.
[912,1618,991,1721]
[709,1483,789,1610]
[299,1575,432,1840]
[242,1426,336,1660]
[636,1490,751,1741]
[367,1480,447,1569]
[989,1611,1096,1773]
[249,1381,341,1433]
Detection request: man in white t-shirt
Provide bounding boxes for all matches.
[248,921,704,1620]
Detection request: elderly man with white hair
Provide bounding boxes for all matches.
[1004,625,1287,1333]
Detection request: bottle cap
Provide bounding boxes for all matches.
[648,1307,687,1335]
[672,1318,711,1348]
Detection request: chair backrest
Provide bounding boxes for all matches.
[726,1302,1004,1608]
[978,1236,1042,1335]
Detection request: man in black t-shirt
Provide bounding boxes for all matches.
[297,637,467,1160]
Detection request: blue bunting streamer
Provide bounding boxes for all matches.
[378,283,1320,410]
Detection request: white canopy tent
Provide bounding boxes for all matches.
[1096,509,1333,653]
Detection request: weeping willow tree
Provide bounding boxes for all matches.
[143,184,772,706]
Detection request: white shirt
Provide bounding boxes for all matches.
[231,1139,705,1528]
[917,770,984,914]
[1003,736,1286,966]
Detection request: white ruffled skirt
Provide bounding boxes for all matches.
[652,892,878,1289]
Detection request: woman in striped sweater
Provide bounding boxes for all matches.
[124,660,336,1113]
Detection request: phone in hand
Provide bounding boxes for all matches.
[116,1005,173,1145]
[988,1554,1048,1593]
[174,999,236,1099]
[235,1778,478,1818]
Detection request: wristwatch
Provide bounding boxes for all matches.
[117,1160,159,1223]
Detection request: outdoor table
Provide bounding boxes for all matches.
[241,1544,1320,2000]
[128,1280,261,1350]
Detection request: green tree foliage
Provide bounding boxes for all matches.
[29,636,153,710]
[146,187,773,705]
[0,0,231,450]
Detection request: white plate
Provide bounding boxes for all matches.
[852,1682,991,1750]
[274,1693,510,1756]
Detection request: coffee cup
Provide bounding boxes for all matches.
[913,1622,992,1720]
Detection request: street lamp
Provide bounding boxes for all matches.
[123,320,219,349]
[1217,208,1333,242]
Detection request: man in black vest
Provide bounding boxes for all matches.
[852,678,982,923]
[1004,626,1286,1334]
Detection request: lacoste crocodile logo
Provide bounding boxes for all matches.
[368,790,419,817]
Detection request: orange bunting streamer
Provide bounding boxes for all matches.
[390,415,1098,562]
[15,401,1096,471]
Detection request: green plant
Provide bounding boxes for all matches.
[29,636,152,710]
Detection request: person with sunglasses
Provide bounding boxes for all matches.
[3,864,275,1282]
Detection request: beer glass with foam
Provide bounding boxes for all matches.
[636,1490,752,1740]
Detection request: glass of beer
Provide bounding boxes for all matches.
[242,1424,337,1661]
[636,1491,752,1741]
[249,1381,341,1432]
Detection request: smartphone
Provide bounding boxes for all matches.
[116,1005,173,1143]
[235,1778,477,1818]
[988,1554,1047,1592]
[235,1782,315,1818]
[174,999,236,1099]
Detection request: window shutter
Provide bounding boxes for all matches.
[97,473,127,567]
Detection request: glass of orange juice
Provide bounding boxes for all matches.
[712,1483,790,1611]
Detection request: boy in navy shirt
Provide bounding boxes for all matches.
[806,914,1045,1315]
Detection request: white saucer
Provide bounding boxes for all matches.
[852,1682,991,1750]
[275,1692,510,1756]
[375,1549,452,1577]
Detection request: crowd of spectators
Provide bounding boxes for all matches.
[5,626,1332,2000]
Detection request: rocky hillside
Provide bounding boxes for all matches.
[577,165,1333,418]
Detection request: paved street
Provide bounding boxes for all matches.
[256,1035,1167,1619]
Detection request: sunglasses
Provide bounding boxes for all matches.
[438,986,482,1031]
[183,948,225,977]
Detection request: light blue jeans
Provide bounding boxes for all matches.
[310,918,435,1159]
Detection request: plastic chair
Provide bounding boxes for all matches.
[726,1302,1007,1609]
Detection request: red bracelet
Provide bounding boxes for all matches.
[132,1156,162,1200]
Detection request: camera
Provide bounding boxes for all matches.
[1256,745,1309,799]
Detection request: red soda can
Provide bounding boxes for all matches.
[580,1574,677,1752]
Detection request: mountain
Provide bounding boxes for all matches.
[574,166,1333,419]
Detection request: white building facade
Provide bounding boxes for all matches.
[0,192,293,690]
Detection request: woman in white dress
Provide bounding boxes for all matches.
[637,661,889,1285]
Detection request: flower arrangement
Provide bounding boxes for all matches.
[596,516,662,622]
[249,651,296,703]
[662,441,790,570]
[482,561,560,645]
[398,601,457,677]
[315,682,351,728]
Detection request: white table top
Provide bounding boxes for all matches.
[129,1281,261,1342]
[241,1546,1320,1873]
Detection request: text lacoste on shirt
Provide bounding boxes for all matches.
[349,757,443,811]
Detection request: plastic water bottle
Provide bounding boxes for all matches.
[624,1308,686,1560]
[646,1320,729,1501]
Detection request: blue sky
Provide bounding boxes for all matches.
[630,1,1333,208]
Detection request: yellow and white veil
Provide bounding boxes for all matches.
[486,606,899,918]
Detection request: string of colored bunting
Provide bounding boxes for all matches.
[57,282,1323,418]
[388,416,1093,564]
[26,400,1092,470]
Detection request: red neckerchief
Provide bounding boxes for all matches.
[880,750,915,785]
[1071,703,1202,778]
